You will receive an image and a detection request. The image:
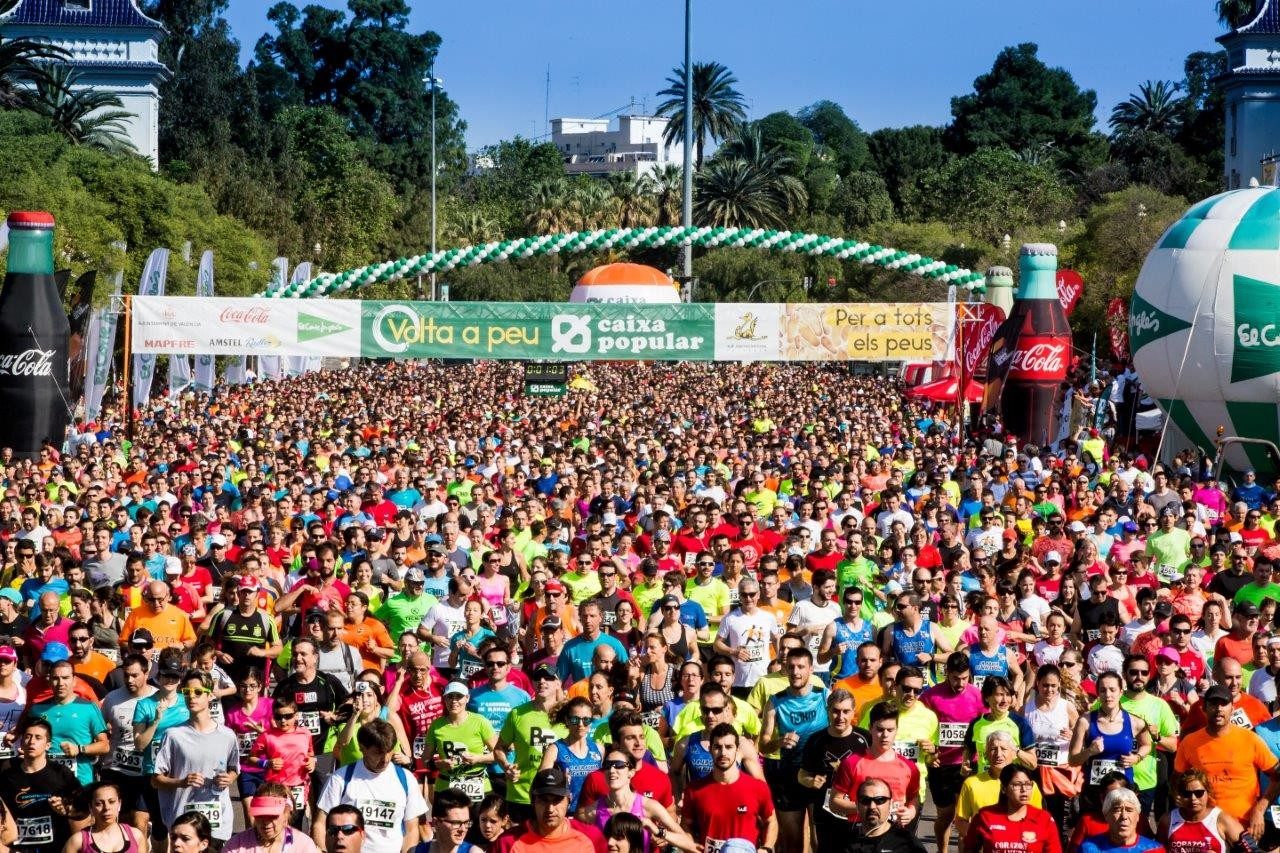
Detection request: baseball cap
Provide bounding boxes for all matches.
[530,766,570,798]
[531,663,558,682]
[1236,602,1261,618]
[249,796,289,818]
[659,594,681,609]
[541,616,563,632]
[0,646,17,662]
[128,628,154,648]
[1067,521,1087,533]
[443,681,469,698]
[41,642,69,663]
[1203,684,1232,705]
[1044,551,1062,565]
[404,568,426,584]
[209,534,227,548]
[164,556,182,576]
[1122,521,1139,533]
[614,689,637,707]
[427,544,447,556]
[640,559,658,575]
[424,534,443,545]
[237,575,259,592]
[182,545,196,557]
[0,589,21,606]
[1155,646,1181,662]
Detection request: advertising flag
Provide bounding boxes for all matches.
[193,251,217,393]
[131,249,168,409]
[1107,297,1130,362]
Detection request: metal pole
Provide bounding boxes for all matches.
[122,294,133,441]
[681,0,693,282]
[430,58,438,302]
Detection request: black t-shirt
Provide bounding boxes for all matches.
[834,826,928,853]
[801,726,870,797]
[0,615,30,648]
[1209,568,1252,602]
[212,608,280,679]
[274,671,349,753]
[1077,597,1121,640]
[0,758,78,853]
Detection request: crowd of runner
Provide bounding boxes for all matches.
[0,359,1272,853]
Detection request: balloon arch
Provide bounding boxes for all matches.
[261,225,987,299]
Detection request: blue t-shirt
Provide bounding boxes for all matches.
[678,600,708,632]
[133,694,190,774]
[1078,835,1163,853]
[468,684,531,732]
[30,698,108,785]
[557,633,629,684]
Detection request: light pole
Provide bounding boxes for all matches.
[681,0,693,283]
[425,61,442,301]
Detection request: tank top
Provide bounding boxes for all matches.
[553,738,602,812]
[595,794,649,851]
[890,622,934,668]
[476,573,508,627]
[831,619,874,680]
[662,623,691,662]
[1167,807,1227,853]
[78,825,142,853]
[638,666,675,728]
[1085,709,1135,784]
[683,734,715,782]
[1023,696,1071,767]
[969,646,1010,689]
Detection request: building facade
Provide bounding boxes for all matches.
[0,0,169,166]
[551,115,678,178]
[1220,0,1280,188]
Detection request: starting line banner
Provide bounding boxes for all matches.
[131,297,954,363]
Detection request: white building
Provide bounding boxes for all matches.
[551,115,679,178]
[0,0,169,167]
[1220,0,1280,188]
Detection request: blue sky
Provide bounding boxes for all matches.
[224,0,1225,151]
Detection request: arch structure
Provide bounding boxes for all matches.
[262,225,987,299]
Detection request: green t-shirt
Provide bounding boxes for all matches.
[1235,582,1280,608]
[499,702,566,805]
[632,580,665,621]
[1146,528,1192,575]
[1110,691,1179,792]
[375,591,438,661]
[685,578,731,628]
[562,571,602,605]
[427,712,497,794]
[836,556,878,620]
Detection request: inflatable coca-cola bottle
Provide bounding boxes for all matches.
[0,212,71,458]
[1000,243,1071,446]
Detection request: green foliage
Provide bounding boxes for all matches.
[750,112,815,176]
[462,137,566,233]
[946,43,1105,174]
[655,61,747,167]
[831,171,895,231]
[1109,81,1185,141]
[917,148,1073,242]
[1111,131,1214,200]
[0,35,68,108]
[867,126,949,218]
[798,100,871,176]
[29,66,137,155]
[1217,0,1257,27]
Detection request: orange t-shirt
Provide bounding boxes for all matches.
[72,651,116,685]
[1174,725,1277,820]
[834,673,884,718]
[342,616,394,672]
[120,604,196,652]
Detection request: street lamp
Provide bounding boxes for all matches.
[424,62,443,301]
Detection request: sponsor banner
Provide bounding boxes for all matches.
[714,304,783,361]
[957,303,1005,378]
[1008,335,1071,381]
[1106,297,1130,362]
[778,303,953,363]
[193,251,216,392]
[1057,269,1085,315]
[361,301,715,361]
[131,297,360,356]
[132,249,168,409]
[982,315,1023,413]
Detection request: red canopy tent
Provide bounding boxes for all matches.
[907,375,983,404]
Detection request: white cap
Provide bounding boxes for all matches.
[1044,550,1062,564]
[164,556,182,575]
[1068,521,1087,533]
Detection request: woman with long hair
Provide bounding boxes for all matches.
[166,813,211,853]
[1023,664,1082,844]
[1051,574,1082,636]
[539,697,603,812]
[602,812,646,853]
[962,764,1061,853]
[1157,769,1248,852]
[635,633,677,734]
[576,747,698,852]
[1068,671,1152,787]
[654,597,698,664]
[608,601,645,658]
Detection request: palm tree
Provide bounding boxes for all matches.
[1109,81,1186,140]
[525,178,573,234]
[0,36,68,108]
[1217,0,1256,27]
[714,125,808,213]
[567,180,612,231]
[694,138,809,231]
[655,61,747,168]
[30,67,136,154]
[650,163,684,226]
[606,172,656,229]
[445,209,500,246]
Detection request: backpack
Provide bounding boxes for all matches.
[340,759,410,801]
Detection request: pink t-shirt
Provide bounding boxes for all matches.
[223,827,320,853]
[224,697,273,774]
[921,683,986,765]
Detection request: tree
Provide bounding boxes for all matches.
[867,126,949,219]
[0,36,67,108]
[945,43,1106,173]
[749,112,815,177]
[462,137,566,232]
[797,100,870,176]
[525,178,573,235]
[1217,0,1257,27]
[695,128,808,229]
[252,0,468,193]
[606,172,656,230]
[655,61,747,168]
[1109,81,1185,141]
[1177,50,1227,180]
[29,67,137,155]
[831,171,894,231]
[917,148,1073,242]
[650,163,684,227]
[1112,130,1213,199]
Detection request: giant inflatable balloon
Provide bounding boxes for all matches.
[1132,185,1280,472]
[570,263,681,304]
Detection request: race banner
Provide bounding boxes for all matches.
[193,251,216,393]
[1057,269,1085,315]
[67,271,96,400]
[131,297,359,356]
[1106,297,1130,362]
[83,277,121,419]
[957,303,1006,379]
[714,302,953,363]
[132,249,168,409]
[981,314,1023,413]
[283,263,313,378]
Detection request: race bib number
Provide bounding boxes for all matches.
[744,642,766,663]
[111,747,143,775]
[1084,629,1101,643]
[413,735,427,759]
[238,730,260,757]
[938,723,967,748]
[289,785,307,812]
[893,741,919,761]
[16,816,52,845]
[0,744,13,761]
[1036,743,1067,767]
[640,709,662,729]
[1270,804,1280,828]
[358,799,397,829]
[602,610,616,628]
[459,660,481,680]
[705,840,726,853]
[972,674,987,690]
[1231,707,1253,729]
[51,754,76,771]
[188,800,223,833]
[449,775,485,802]
[298,711,322,736]
[490,605,507,625]
[1090,759,1122,784]
[1157,563,1181,582]
[101,647,120,663]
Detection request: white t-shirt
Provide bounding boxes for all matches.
[421,600,468,669]
[716,608,782,687]
[317,761,428,853]
[788,599,842,672]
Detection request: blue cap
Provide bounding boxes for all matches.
[0,589,21,606]
[41,642,69,663]
[424,534,443,545]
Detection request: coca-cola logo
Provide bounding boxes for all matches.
[965,318,1001,374]
[219,307,272,324]
[1010,339,1069,380]
[0,349,55,377]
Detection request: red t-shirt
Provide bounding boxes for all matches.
[578,761,674,808]
[397,680,446,776]
[833,752,920,816]
[964,804,1062,853]
[805,550,841,574]
[682,772,775,849]
[1214,633,1254,667]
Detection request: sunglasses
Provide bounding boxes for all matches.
[274,712,296,720]
[1179,789,1208,799]
[484,660,509,668]
[859,795,891,805]
[701,705,727,714]
[326,825,360,837]
[567,715,592,726]
[899,685,922,695]
[1126,669,1149,676]
[603,760,630,771]
[180,687,211,697]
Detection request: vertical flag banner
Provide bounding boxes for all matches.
[259,355,282,380]
[131,249,168,409]
[1057,269,1085,315]
[83,277,121,419]
[67,272,97,400]
[957,303,1006,381]
[283,262,312,377]
[1107,297,1130,363]
[223,357,247,385]
[193,251,217,393]
[268,257,289,296]
[981,314,1023,414]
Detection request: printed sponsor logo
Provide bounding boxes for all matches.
[1009,339,1068,380]
[141,340,196,351]
[0,349,55,377]
[297,312,350,343]
[1232,274,1280,382]
[219,306,271,324]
